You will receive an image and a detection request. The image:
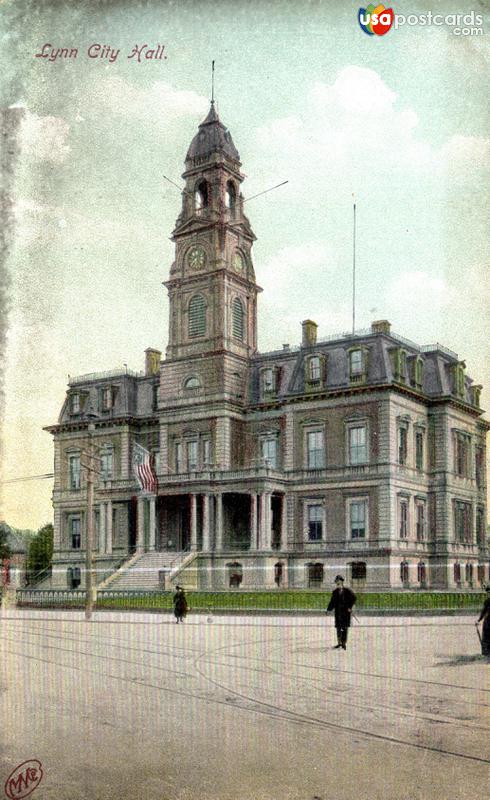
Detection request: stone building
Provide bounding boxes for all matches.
[45,103,488,591]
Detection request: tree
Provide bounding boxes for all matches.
[26,523,54,584]
[0,524,11,563]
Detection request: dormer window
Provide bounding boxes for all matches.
[452,362,466,398]
[261,367,279,398]
[414,357,424,389]
[390,348,408,383]
[194,180,209,214]
[70,394,80,414]
[349,348,366,382]
[102,386,113,411]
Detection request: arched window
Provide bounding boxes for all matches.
[184,376,201,390]
[307,563,324,587]
[227,562,243,588]
[232,297,245,340]
[465,562,473,584]
[225,181,236,212]
[67,566,81,590]
[417,561,426,584]
[274,562,283,586]
[194,181,209,214]
[351,562,367,582]
[400,561,409,584]
[188,294,206,337]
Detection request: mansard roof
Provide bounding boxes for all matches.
[185,102,240,166]
[249,325,483,411]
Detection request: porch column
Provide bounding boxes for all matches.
[258,493,266,551]
[148,495,156,551]
[263,492,273,550]
[136,496,145,552]
[280,494,287,551]
[190,493,198,551]
[250,493,258,550]
[99,502,106,554]
[215,493,224,552]
[202,494,211,551]
[106,500,113,555]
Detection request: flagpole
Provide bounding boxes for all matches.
[352,199,357,335]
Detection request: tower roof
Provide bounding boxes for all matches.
[185,101,240,165]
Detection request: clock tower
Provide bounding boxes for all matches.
[164,101,261,360]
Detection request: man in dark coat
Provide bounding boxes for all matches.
[173,585,188,624]
[326,575,357,650]
[476,585,490,657]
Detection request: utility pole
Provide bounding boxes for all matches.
[84,421,98,621]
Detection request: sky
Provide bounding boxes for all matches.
[0,0,489,530]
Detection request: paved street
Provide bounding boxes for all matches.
[0,608,488,800]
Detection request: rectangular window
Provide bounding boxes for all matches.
[69,455,81,490]
[261,438,277,468]
[349,426,367,465]
[350,501,366,539]
[187,440,198,471]
[262,368,275,393]
[455,433,470,477]
[416,502,425,541]
[350,349,363,377]
[203,439,211,466]
[399,500,408,539]
[307,430,325,469]
[70,394,80,414]
[308,505,323,541]
[70,518,81,549]
[454,500,472,543]
[309,356,321,382]
[102,386,113,411]
[100,450,113,480]
[476,507,485,546]
[153,451,160,474]
[175,442,183,473]
[475,447,483,488]
[398,427,408,466]
[415,431,424,471]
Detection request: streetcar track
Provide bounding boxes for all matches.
[2,628,490,766]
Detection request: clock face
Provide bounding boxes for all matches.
[233,251,245,272]
[187,246,206,270]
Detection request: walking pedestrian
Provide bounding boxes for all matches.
[173,585,188,624]
[326,575,356,650]
[476,585,490,657]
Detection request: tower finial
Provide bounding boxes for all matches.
[211,60,215,104]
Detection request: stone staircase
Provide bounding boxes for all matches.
[100,551,196,591]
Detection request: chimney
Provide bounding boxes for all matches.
[301,320,318,347]
[145,348,161,376]
[371,320,391,335]
[282,343,290,352]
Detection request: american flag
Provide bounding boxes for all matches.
[132,442,157,494]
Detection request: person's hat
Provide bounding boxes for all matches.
[334,575,344,582]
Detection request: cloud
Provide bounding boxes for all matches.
[20,111,71,163]
[87,76,208,124]
[384,270,457,321]
[253,66,434,187]
[437,134,490,170]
